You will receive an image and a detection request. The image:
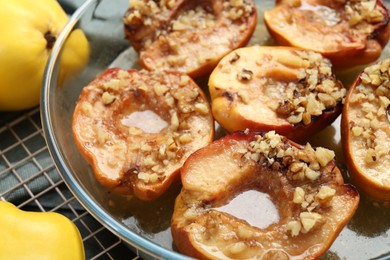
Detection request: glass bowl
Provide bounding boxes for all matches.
[41,0,390,259]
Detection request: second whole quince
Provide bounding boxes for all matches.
[0,0,90,111]
[0,201,85,259]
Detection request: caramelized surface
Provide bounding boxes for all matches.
[342,58,390,204]
[209,46,345,143]
[123,0,257,78]
[72,68,214,200]
[172,131,359,259]
[264,0,390,69]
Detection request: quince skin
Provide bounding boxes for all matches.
[0,0,89,111]
[0,201,85,259]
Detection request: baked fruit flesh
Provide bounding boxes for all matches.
[123,0,257,78]
[263,0,390,69]
[72,68,214,200]
[209,46,346,143]
[341,58,390,205]
[171,130,359,259]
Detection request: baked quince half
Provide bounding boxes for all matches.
[341,58,390,205]
[171,130,359,259]
[123,0,257,78]
[72,68,214,200]
[209,46,346,143]
[263,0,390,69]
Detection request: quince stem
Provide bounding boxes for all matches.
[44,31,56,49]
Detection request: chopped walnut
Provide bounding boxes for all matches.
[316,185,336,202]
[300,212,323,233]
[194,103,210,115]
[101,92,116,105]
[241,131,338,236]
[223,0,253,20]
[237,68,253,81]
[80,102,93,117]
[79,69,213,187]
[346,0,385,28]
[229,52,241,63]
[349,58,390,166]
[228,242,247,255]
[293,187,305,204]
[287,220,302,237]
[96,128,109,145]
[315,147,335,167]
[269,50,345,125]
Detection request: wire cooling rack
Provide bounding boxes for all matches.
[0,107,139,260]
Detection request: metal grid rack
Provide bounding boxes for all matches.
[0,107,139,260]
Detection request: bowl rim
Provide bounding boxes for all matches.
[40,0,189,259]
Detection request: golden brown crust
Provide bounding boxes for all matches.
[123,0,257,78]
[171,131,359,259]
[264,0,390,69]
[72,68,214,200]
[341,59,390,205]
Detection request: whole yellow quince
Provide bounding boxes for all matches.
[0,0,89,111]
[0,201,85,259]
